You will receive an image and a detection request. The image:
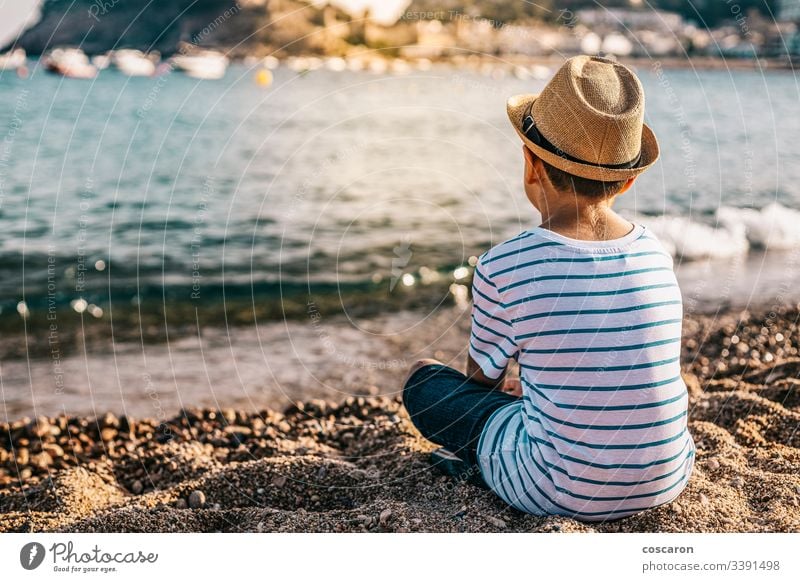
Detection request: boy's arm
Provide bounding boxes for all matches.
[466,352,507,390]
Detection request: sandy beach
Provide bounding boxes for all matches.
[2,306,799,533]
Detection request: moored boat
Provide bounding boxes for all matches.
[171,50,228,80]
[42,48,97,79]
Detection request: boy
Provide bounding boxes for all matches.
[402,56,695,521]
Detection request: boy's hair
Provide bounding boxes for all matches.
[541,160,628,198]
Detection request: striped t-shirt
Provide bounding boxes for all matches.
[470,224,695,522]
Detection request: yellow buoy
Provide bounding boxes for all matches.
[255,68,273,87]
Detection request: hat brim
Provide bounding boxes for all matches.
[506,93,659,182]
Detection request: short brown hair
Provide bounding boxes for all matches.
[542,161,627,199]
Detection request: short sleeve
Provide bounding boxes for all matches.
[469,257,517,380]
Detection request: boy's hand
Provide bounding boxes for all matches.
[502,377,523,397]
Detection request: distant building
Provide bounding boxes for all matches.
[577,8,684,33]
[779,0,800,22]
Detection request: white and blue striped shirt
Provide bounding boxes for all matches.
[470,224,695,521]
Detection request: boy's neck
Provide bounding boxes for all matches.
[538,203,634,242]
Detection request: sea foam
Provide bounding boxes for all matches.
[631,203,800,260]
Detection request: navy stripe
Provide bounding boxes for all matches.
[470,331,514,360]
[512,453,681,518]
[525,384,687,411]
[539,449,695,487]
[497,448,548,514]
[519,356,680,373]
[516,318,682,340]
[532,374,683,392]
[471,317,509,341]
[469,342,506,371]
[499,267,672,293]
[503,282,678,308]
[473,302,512,326]
[493,251,671,277]
[512,300,682,324]
[526,405,687,431]
[516,452,689,517]
[473,266,497,288]
[525,447,692,502]
[521,337,681,355]
[483,240,562,264]
[533,435,693,470]
[486,409,542,511]
[472,283,503,307]
[528,415,688,449]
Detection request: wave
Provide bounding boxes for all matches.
[634,203,800,260]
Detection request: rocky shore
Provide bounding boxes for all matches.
[2,308,800,533]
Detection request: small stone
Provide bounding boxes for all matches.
[100,428,118,442]
[485,516,506,529]
[131,480,143,495]
[256,488,265,495]
[272,475,287,488]
[43,443,65,458]
[188,490,206,509]
[175,498,188,509]
[379,508,393,526]
[356,514,370,525]
[224,425,252,436]
[731,477,745,488]
[706,458,720,471]
[672,502,683,515]
[699,493,710,506]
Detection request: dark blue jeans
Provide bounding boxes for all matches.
[402,363,518,468]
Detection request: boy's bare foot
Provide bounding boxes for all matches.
[404,358,443,385]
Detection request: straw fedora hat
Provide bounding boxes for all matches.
[506,55,659,182]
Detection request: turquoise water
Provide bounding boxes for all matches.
[1,62,799,321]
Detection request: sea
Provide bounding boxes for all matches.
[1,60,799,417]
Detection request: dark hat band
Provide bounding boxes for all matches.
[521,110,642,171]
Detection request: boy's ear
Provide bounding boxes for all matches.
[523,146,540,185]
[617,176,637,194]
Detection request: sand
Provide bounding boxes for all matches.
[2,307,800,533]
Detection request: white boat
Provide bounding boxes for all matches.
[43,48,97,79]
[262,55,280,70]
[0,48,26,70]
[170,50,228,80]
[324,57,347,72]
[91,53,111,70]
[112,49,156,76]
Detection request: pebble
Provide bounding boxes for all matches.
[699,493,710,507]
[706,458,720,471]
[379,509,393,526]
[485,516,506,529]
[188,490,206,509]
[272,476,287,488]
[175,498,188,509]
[131,480,143,495]
[100,428,118,442]
[731,477,745,488]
